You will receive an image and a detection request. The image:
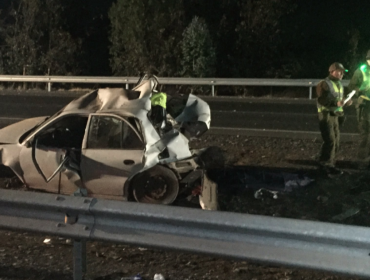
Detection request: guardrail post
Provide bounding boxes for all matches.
[126,83,129,90]
[23,67,27,90]
[211,81,215,97]
[48,82,51,92]
[73,239,86,280]
[308,82,313,99]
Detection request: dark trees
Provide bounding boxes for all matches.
[181,0,297,78]
[109,0,185,76]
[180,16,216,78]
[232,0,297,78]
[3,0,82,75]
[0,1,369,79]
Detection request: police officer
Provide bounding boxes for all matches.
[150,91,168,135]
[316,62,352,177]
[348,50,370,169]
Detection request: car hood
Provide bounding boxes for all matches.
[0,116,48,144]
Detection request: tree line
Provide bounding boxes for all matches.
[0,0,369,79]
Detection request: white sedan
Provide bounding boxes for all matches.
[0,75,217,210]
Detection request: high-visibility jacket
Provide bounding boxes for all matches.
[317,78,343,113]
[359,65,370,101]
[150,92,167,109]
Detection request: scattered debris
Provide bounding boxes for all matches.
[4,177,23,189]
[233,267,250,273]
[254,188,279,200]
[154,274,165,280]
[43,238,51,244]
[121,274,142,280]
[283,173,314,191]
[330,208,360,222]
[228,169,314,195]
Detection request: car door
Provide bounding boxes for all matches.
[19,114,88,193]
[78,114,145,198]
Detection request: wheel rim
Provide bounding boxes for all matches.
[143,176,168,202]
[133,167,179,204]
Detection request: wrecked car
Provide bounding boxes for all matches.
[0,75,218,210]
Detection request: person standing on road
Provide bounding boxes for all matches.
[316,62,352,177]
[348,50,370,169]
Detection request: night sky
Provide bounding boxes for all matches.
[1,0,370,78]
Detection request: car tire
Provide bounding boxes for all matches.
[131,165,179,205]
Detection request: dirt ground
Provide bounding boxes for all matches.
[0,134,369,280]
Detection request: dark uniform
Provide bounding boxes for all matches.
[348,50,370,166]
[316,77,343,167]
[316,62,349,175]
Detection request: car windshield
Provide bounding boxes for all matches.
[19,110,64,144]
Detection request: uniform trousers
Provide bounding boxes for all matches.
[357,101,370,163]
[318,111,340,167]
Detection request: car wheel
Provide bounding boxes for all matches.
[131,165,179,205]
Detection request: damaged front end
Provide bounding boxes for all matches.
[165,146,224,211]
[128,130,220,210]
[126,75,220,210]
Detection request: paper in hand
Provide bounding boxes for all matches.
[343,90,356,105]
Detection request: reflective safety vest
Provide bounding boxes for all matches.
[150,92,167,109]
[359,66,370,101]
[317,78,343,113]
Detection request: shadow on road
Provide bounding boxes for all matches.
[0,265,71,280]
[286,159,358,170]
[207,165,318,197]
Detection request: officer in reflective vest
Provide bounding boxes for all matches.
[349,50,370,168]
[150,91,167,134]
[316,62,352,177]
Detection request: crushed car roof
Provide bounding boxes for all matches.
[61,79,154,115]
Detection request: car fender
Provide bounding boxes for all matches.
[0,144,24,182]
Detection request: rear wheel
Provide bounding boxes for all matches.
[131,165,179,205]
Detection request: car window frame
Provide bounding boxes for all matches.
[29,113,89,183]
[21,112,90,147]
[82,113,145,150]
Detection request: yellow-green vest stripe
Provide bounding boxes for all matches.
[317,78,343,113]
[151,92,167,109]
[359,66,370,100]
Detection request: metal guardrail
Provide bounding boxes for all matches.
[0,189,370,279]
[0,75,351,98]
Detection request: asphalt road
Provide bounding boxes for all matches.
[0,90,359,136]
[202,96,358,133]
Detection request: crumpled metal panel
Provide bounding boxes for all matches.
[199,172,218,210]
[67,79,200,172]
[145,129,191,169]
[175,94,211,129]
[51,78,193,171]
